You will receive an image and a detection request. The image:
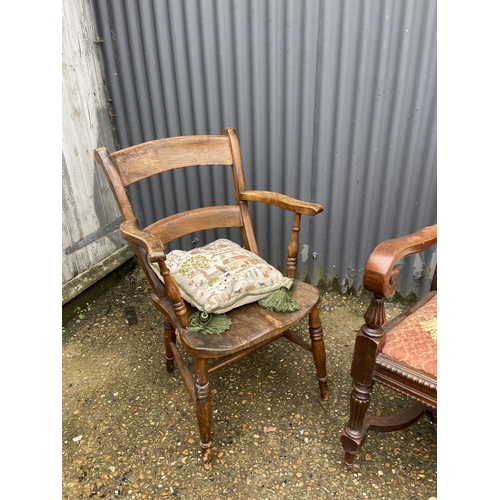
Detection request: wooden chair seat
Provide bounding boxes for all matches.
[154,280,319,357]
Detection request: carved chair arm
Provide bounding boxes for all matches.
[239,190,324,216]
[120,219,166,262]
[239,190,324,279]
[350,224,437,388]
[363,224,437,298]
[120,219,189,328]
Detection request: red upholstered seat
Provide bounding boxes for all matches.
[382,294,437,377]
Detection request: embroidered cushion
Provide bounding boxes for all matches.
[162,239,293,314]
[381,294,437,377]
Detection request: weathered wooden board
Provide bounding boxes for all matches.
[62,0,131,303]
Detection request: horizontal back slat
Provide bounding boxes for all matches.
[110,135,234,186]
[144,206,243,245]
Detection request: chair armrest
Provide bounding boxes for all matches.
[239,190,323,279]
[120,219,166,262]
[239,190,323,216]
[121,218,190,328]
[363,224,437,298]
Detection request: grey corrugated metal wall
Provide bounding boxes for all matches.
[92,0,437,297]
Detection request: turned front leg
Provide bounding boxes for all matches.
[195,358,213,469]
[308,307,328,400]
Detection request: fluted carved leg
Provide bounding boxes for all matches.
[340,295,386,471]
[340,380,374,471]
[163,318,176,373]
[194,358,212,469]
[308,307,328,400]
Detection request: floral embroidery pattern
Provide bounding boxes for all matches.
[164,239,292,314]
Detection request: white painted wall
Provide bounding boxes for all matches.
[62,0,133,304]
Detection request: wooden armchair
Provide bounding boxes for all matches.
[94,127,328,468]
[340,224,437,471]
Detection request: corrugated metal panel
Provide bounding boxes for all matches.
[92,0,437,297]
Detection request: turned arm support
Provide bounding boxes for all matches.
[240,190,324,279]
[120,219,189,328]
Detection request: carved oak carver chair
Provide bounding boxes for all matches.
[94,127,328,468]
[340,224,437,471]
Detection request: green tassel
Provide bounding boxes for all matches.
[185,311,232,335]
[258,286,300,313]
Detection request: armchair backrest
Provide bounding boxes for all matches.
[94,128,263,305]
[94,127,259,255]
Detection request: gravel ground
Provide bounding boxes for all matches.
[62,263,437,500]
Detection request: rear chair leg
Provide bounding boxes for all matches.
[308,307,328,400]
[163,318,176,373]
